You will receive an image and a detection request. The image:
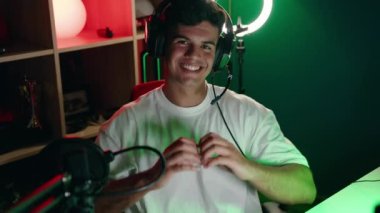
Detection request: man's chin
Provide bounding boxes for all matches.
[175,77,205,87]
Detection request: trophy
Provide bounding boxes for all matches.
[19,76,42,129]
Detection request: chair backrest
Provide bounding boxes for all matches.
[131,80,165,101]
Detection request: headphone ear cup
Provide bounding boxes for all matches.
[213,38,223,71]
[213,37,231,71]
[146,0,172,57]
[217,53,231,71]
[212,3,234,72]
[147,17,166,57]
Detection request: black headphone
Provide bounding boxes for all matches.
[146,0,234,72]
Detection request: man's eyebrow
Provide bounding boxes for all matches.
[171,34,188,40]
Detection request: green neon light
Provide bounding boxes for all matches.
[156,58,161,80]
[142,51,149,83]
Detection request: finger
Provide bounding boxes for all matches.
[169,164,200,172]
[199,132,219,145]
[204,156,250,181]
[199,134,230,154]
[164,137,198,155]
[200,140,230,154]
[201,145,233,165]
[166,150,201,167]
[165,143,201,162]
[203,155,242,171]
[203,155,234,169]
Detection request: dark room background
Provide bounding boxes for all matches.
[216,0,380,199]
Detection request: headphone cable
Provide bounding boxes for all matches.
[99,146,166,197]
[210,72,246,157]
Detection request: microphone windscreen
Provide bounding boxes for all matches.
[37,138,109,195]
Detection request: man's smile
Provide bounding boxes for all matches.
[181,63,203,72]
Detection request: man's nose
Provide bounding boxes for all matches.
[185,45,202,58]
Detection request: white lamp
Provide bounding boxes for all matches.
[135,0,155,18]
[53,0,87,39]
[233,0,273,37]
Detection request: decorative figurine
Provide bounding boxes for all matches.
[19,76,42,129]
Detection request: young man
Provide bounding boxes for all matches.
[95,0,316,212]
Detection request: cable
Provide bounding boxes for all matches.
[99,145,166,197]
[210,73,246,158]
[210,73,232,105]
[354,179,380,183]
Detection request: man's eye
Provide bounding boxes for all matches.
[202,44,213,51]
[175,39,188,45]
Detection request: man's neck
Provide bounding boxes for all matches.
[162,81,208,107]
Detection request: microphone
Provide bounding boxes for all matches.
[7,138,108,212]
[37,138,165,196]
[9,138,165,212]
[36,138,110,195]
[211,73,232,105]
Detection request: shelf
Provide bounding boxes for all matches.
[0,143,46,166]
[0,0,141,166]
[65,124,101,139]
[0,0,53,54]
[81,0,133,34]
[0,124,100,166]
[54,0,134,53]
[136,30,145,40]
[57,30,134,53]
[0,49,53,63]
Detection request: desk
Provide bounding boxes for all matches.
[307,167,380,213]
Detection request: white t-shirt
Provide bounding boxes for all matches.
[97,84,309,213]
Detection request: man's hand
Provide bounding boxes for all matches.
[199,132,316,205]
[153,137,201,189]
[199,132,251,180]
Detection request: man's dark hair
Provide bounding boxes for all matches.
[163,0,227,34]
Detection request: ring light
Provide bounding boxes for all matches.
[231,0,273,37]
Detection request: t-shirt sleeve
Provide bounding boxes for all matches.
[248,110,309,167]
[95,110,140,181]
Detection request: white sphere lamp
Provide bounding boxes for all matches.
[53,0,87,39]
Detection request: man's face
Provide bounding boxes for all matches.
[165,21,220,87]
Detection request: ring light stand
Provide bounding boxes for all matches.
[229,0,273,94]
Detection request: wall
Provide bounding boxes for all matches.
[220,0,380,198]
